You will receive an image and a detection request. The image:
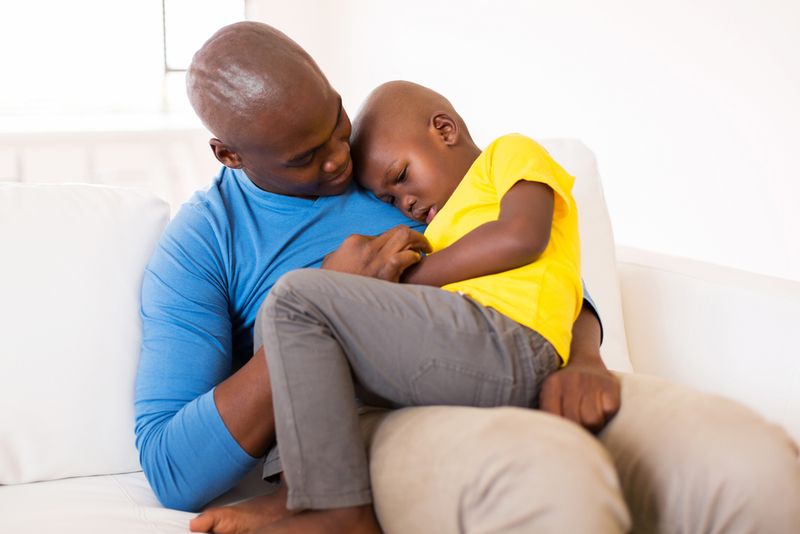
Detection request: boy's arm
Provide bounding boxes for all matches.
[539,303,621,432]
[402,180,553,286]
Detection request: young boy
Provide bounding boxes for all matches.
[353,80,582,365]
[250,80,582,533]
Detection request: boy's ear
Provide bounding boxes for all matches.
[210,138,244,169]
[430,112,459,146]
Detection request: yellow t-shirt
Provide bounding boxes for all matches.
[424,134,582,362]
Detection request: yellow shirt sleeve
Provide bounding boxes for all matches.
[487,134,574,220]
[425,133,582,362]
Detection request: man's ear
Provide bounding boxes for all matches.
[430,112,459,146]
[209,138,243,169]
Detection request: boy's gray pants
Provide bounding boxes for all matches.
[254,268,559,511]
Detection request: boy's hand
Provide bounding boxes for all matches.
[322,225,431,282]
[539,362,621,433]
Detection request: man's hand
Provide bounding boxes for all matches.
[322,225,431,282]
[539,361,621,433]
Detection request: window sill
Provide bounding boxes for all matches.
[0,113,207,138]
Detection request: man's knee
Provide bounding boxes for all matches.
[369,406,630,534]
[670,416,800,532]
[603,373,800,532]
[458,409,630,533]
[713,423,800,531]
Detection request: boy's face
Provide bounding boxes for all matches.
[356,129,464,224]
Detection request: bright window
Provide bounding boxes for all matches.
[0,0,244,117]
[164,0,245,72]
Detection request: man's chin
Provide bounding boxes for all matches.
[316,176,353,196]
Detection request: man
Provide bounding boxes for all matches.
[135,21,800,534]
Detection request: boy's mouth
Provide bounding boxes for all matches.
[424,205,438,224]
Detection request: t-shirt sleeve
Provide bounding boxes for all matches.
[134,203,258,512]
[487,134,574,219]
[581,279,604,345]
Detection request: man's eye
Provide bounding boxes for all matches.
[395,168,407,184]
[290,151,315,167]
[381,195,395,205]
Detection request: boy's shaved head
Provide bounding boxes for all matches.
[351,81,480,223]
[186,21,327,147]
[352,81,471,148]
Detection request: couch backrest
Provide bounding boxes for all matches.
[541,139,632,373]
[0,183,169,484]
[0,139,630,483]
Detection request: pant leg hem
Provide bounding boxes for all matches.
[287,487,373,510]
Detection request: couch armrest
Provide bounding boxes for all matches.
[616,246,800,443]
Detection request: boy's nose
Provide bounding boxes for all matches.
[400,195,416,215]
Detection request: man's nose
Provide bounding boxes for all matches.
[322,142,349,175]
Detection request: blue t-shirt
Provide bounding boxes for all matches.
[135,166,602,511]
[135,167,423,511]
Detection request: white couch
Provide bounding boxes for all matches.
[1,139,797,533]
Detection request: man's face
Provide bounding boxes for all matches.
[231,83,354,198]
[356,128,463,224]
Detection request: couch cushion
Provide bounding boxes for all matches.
[541,140,632,372]
[0,183,169,484]
[0,473,193,534]
[0,465,271,534]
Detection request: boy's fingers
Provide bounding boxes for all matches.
[579,393,605,432]
[602,389,621,417]
[561,389,581,425]
[538,375,563,416]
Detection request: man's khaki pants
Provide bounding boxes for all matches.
[364,374,800,534]
[255,271,800,533]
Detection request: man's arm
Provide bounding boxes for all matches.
[136,206,260,512]
[402,181,554,287]
[538,303,621,432]
[320,224,430,281]
[139,215,432,513]
[215,224,432,459]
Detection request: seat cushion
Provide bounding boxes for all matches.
[0,473,193,534]
[0,183,169,484]
[0,466,271,534]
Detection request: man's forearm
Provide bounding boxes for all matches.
[214,346,276,457]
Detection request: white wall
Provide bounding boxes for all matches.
[250,0,800,282]
[0,122,219,215]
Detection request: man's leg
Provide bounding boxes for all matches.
[362,405,631,534]
[600,373,800,533]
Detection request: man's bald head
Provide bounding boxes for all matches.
[186,21,328,146]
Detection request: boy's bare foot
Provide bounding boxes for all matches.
[189,485,296,534]
[252,505,381,534]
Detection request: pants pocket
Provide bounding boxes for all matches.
[409,359,513,407]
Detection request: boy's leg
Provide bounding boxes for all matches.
[259,268,557,510]
[362,405,631,534]
[600,372,800,533]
